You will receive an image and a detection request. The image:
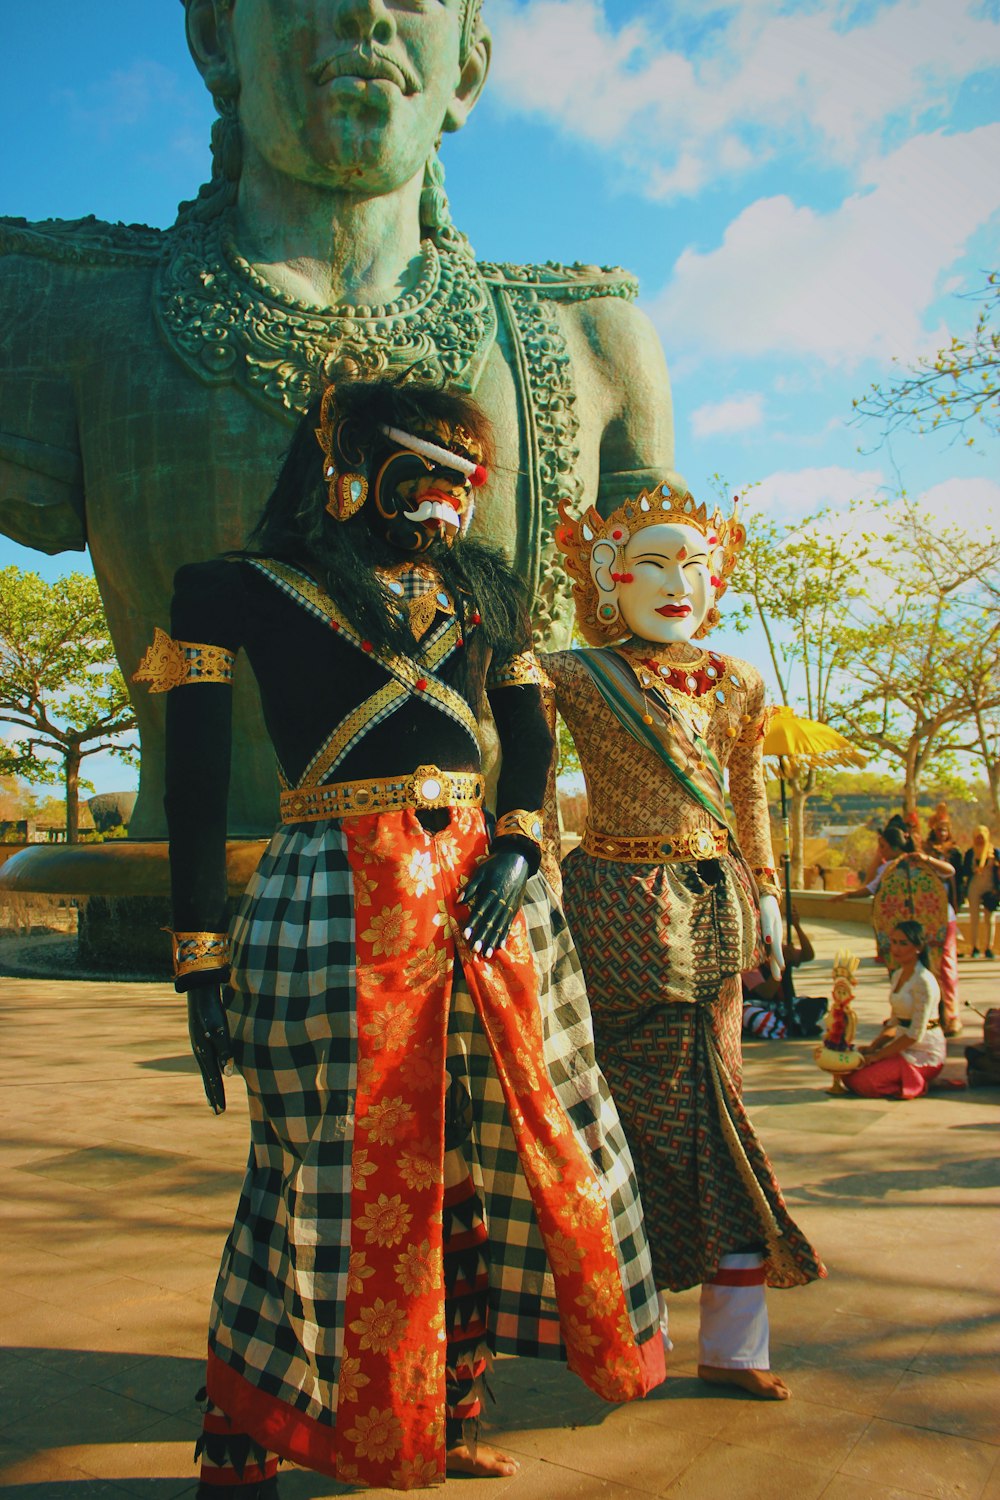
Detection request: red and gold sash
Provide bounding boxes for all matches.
[335,807,663,1488]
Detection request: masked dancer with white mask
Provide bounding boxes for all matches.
[542,486,825,1401]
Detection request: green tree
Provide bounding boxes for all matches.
[853,275,999,445]
[0,569,138,843]
[828,503,1000,814]
[730,504,871,883]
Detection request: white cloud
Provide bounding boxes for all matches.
[916,477,1000,533]
[744,464,886,521]
[691,394,765,438]
[486,0,1000,199]
[650,126,1000,366]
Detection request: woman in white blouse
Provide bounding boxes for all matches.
[845,921,947,1099]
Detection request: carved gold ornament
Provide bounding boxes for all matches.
[170,930,230,980]
[581,826,729,864]
[280,765,485,825]
[487,650,548,690]
[493,809,545,847]
[132,629,236,692]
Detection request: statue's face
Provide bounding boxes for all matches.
[617,523,716,645]
[227,0,482,192]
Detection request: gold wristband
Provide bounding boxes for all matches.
[133,628,236,692]
[171,930,230,980]
[493,809,544,846]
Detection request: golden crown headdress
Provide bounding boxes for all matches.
[554,482,746,646]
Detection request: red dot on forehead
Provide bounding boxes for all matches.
[677,546,688,560]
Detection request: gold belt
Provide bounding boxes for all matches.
[581,825,729,863]
[280,764,485,825]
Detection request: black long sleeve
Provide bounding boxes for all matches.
[162,558,557,950]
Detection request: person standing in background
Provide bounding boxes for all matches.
[963,827,1000,959]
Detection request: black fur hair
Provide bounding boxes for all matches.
[242,382,525,700]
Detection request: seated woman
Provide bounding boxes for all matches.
[845,921,946,1099]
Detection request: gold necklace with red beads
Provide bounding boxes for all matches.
[620,642,747,739]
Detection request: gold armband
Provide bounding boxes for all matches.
[494,809,544,847]
[487,650,548,690]
[171,930,230,980]
[133,628,235,692]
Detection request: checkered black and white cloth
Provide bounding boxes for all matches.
[208,817,659,1434]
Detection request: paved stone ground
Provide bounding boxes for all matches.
[1,919,998,1500]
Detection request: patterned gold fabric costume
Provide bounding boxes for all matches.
[543,644,825,1292]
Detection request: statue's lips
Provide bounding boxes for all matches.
[314,52,414,95]
[656,604,692,617]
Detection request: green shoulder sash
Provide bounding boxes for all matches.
[577,648,732,833]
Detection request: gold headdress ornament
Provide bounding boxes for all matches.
[554,482,747,646]
[314,385,369,522]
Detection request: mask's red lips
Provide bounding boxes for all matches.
[656,603,692,617]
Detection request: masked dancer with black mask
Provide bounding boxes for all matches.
[135,380,663,1496]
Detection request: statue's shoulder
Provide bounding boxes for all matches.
[478,257,638,306]
[0,214,164,267]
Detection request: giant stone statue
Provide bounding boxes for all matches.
[0,0,676,840]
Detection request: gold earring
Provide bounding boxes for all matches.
[314,387,368,521]
[694,605,721,640]
[325,471,368,520]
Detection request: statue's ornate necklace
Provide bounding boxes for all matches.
[154,215,498,420]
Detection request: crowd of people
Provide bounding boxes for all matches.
[862,806,999,960]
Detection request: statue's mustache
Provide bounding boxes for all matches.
[313,46,419,97]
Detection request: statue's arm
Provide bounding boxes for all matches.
[0,251,86,553]
[576,297,681,514]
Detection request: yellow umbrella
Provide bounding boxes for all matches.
[763,706,868,771]
[761,707,866,987]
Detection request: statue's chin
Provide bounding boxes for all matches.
[295,99,442,196]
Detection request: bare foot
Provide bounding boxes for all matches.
[698,1364,791,1400]
[446,1441,520,1478]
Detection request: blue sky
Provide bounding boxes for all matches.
[2,0,999,793]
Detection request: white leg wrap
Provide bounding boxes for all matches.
[657,1290,674,1354]
[698,1252,769,1369]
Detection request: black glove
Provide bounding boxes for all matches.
[460,850,529,958]
[186,982,234,1115]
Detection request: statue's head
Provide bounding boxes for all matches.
[182,0,490,221]
[555,486,746,648]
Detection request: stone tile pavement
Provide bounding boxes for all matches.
[1,919,998,1500]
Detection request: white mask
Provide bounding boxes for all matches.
[614,523,716,644]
